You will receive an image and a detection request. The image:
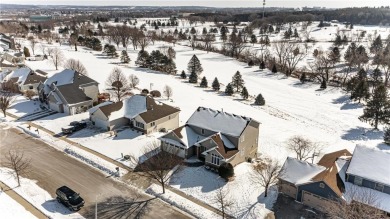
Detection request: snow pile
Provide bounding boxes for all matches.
[0,192,37,219]
[0,168,84,219]
[146,183,220,219]
[169,163,276,219]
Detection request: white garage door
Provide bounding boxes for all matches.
[280,182,297,199]
[302,191,329,211]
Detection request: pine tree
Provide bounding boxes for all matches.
[300,73,306,84]
[212,77,220,91]
[241,87,249,99]
[187,55,203,75]
[248,60,254,67]
[272,64,277,73]
[384,126,390,145]
[334,35,342,47]
[120,50,130,63]
[225,83,234,96]
[231,71,245,92]
[351,79,370,103]
[293,28,299,38]
[250,34,257,45]
[135,50,150,67]
[180,70,187,79]
[260,61,266,70]
[359,84,390,129]
[254,94,265,105]
[23,47,30,57]
[200,76,208,87]
[189,70,198,83]
[370,35,383,54]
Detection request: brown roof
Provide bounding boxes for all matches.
[211,134,239,159]
[172,126,184,139]
[317,149,352,168]
[23,73,46,85]
[312,149,352,197]
[100,101,123,118]
[139,96,180,123]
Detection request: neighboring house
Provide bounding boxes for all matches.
[2,51,25,66]
[159,107,260,167]
[0,33,15,50]
[38,69,99,115]
[1,67,46,93]
[0,58,18,71]
[89,94,180,132]
[279,147,390,216]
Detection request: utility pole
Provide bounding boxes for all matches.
[262,0,266,19]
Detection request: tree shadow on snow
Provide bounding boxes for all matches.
[376,143,390,150]
[332,95,363,110]
[341,127,384,141]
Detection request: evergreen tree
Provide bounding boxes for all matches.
[187,55,203,75]
[351,79,370,103]
[250,34,257,45]
[120,50,130,63]
[200,76,208,87]
[212,77,220,91]
[189,70,198,83]
[359,84,390,129]
[241,87,249,99]
[254,94,265,105]
[384,126,390,145]
[231,71,245,92]
[334,35,342,47]
[300,73,307,84]
[248,60,254,67]
[135,50,150,67]
[260,61,266,70]
[225,83,234,96]
[272,64,277,73]
[293,28,299,38]
[106,45,117,58]
[370,35,383,54]
[23,47,30,57]
[180,70,187,79]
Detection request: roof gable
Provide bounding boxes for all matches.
[279,157,325,185]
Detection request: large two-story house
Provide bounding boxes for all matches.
[89,94,180,133]
[1,67,46,93]
[159,107,260,167]
[38,69,99,115]
[279,146,390,216]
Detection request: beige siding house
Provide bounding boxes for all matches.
[89,94,180,132]
[159,107,260,168]
[1,67,46,93]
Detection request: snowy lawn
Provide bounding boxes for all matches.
[169,163,277,219]
[69,127,164,168]
[0,168,84,219]
[0,191,37,219]
[146,183,220,219]
[34,112,89,134]
[8,95,41,117]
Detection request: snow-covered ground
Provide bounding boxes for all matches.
[169,163,277,219]
[8,96,41,117]
[0,192,37,219]
[0,168,84,219]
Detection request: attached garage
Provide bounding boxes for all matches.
[302,191,331,211]
[279,181,297,199]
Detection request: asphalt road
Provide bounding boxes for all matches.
[0,127,189,219]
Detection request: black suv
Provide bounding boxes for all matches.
[61,121,87,134]
[56,186,85,211]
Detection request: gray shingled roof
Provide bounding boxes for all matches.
[57,84,92,105]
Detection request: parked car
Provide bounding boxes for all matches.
[61,121,87,134]
[56,186,84,211]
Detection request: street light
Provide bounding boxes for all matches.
[95,193,102,219]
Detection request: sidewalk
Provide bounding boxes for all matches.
[0,181,48,219]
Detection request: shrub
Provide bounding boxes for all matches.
[150,90,161,97]
[384,126,390,145]
[218,162,234,181]
[254,94,265,105]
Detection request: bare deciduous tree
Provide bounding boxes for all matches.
[128,74,140,89]
[50,47,65,70]
[163,85,173,100]
[286,135,321,162]
[2,150,31,186]
[130,141,182,194]
[250,158,280,197]
[28,36,38,55]
[0,91,15,117]
[105,67,130,102]
[213,186,234,219]
[324,185,383,219]
[63,58,88,75]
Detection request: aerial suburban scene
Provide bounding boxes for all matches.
[0,0,389,218]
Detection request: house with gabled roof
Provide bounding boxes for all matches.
[89,94,180,133]
[159,107,260,167]
[38,69,99,115]
[1,67,46,93]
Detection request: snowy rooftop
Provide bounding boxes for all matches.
[44,69,75,90]
[186,107,252,137]
[174,125,207,148]
[279,157,326,185]
[124,95,147,119]
[346,145,390,186]
[4,67,32,84]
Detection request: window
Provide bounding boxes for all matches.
[375,183,384,192]
[29,85,33,89]
[135,121,144,129]
[354,176,363,186]
[150,122,155,126]
[319,183,325,188]
[201,129,205,135]
[211,154,220,166]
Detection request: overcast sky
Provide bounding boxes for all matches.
[1,0,389,8]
